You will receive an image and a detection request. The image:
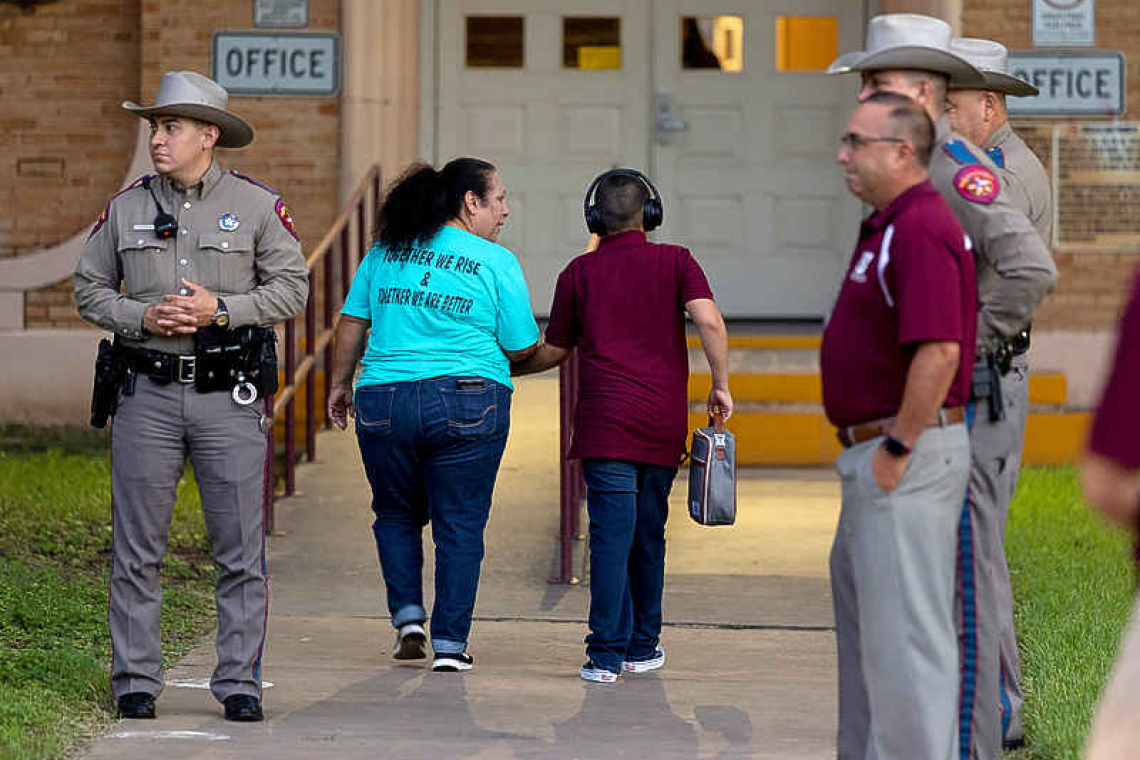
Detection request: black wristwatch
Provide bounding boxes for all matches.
[212,298,230,328]
[883,435,912,458]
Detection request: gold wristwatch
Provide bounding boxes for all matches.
[212,298,230,328]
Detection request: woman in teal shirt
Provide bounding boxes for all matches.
[328,158,538,672]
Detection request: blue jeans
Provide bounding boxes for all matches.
[354,376,511,654]
[582,458,678,673]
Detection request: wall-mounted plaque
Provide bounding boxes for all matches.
[1033,0,1095,48]
[1056,123,1140,252]
[254,0,308,29]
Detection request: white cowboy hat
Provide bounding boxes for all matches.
[828,14,987,88]
[948,38,1039,96]
[123,71,254,149]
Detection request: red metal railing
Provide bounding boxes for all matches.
[261,165,382,534]
[553,351,585,584]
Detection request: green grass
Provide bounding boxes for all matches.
[1007,466,1136,760]
[0,426,217,760]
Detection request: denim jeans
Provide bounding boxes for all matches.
[582,458,678,673]
[354,376,511,655]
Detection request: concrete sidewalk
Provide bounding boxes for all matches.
[84,375,841,760]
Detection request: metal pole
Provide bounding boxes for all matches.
[554,349,581,585]
[323,235,334,430]
[304,285,316,463]
[262,395,275,535]
[284,318,296,496]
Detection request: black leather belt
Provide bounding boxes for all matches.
[118,345,197,384]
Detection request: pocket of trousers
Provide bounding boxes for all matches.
[354,385,396,436]
[438,380,497,438]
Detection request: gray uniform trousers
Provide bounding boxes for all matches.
[109,374,268,703]
[957,354,1030,759]
[831,423,970,760]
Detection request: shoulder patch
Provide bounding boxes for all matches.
[275,198,299,240]
[87,175,152,240]
[954,166,1000,205]
[230,169,278,196]
[942,139,980,166]
[985,146,1006,169]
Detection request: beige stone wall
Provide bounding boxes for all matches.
[963,0,1140,332]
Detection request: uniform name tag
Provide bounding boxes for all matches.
[133,223,155,231]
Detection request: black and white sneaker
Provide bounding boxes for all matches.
[394,622,427,660]
[432,652,474,672]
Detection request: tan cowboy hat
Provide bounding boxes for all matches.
[123,71,254,149]
[948,38,1039,96]
[828,14,986,88]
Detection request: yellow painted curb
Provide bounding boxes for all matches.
[689,372,1068,405]
[686,335,822,350]
[696,410,1091,466]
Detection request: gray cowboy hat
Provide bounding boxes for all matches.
[948,38,1039,96]
[828,14,987,89]
[123,71,254,148]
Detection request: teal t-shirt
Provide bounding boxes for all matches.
[341,225,539,389]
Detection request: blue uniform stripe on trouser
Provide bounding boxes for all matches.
[1000,668,1012,738]
[958,401,978,760]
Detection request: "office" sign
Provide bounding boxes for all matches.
[212,31,340,96]
[1007,51,1125,117]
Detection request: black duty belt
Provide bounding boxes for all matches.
[118,345,198,384]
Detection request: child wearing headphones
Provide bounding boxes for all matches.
[513,168,732,683]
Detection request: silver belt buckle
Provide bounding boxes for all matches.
[177,355,196,384]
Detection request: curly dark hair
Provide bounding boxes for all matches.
[374,158,497,250]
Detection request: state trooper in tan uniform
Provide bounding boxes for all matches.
[74,71,308,723]
[946,37,1054,752]
[829,15,1057,760]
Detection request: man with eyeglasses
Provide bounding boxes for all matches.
[829,15,1056,760]
[824,91,976,760]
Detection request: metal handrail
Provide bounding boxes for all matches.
[261,165,382,534]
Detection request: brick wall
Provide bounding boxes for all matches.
[9,0,341,329]
[964,0,1140,331]
[0,1,140,328]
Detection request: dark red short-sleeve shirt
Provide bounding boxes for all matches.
[1089,267,1140,469]
[821,180,978,427]
[544,229,714,467]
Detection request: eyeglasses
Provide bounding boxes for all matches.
[840,132,906,150]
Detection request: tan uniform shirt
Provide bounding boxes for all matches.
[75,161,309,354]
[929,117,1057,349]
[982,120,1053,245]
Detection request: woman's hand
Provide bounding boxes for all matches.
[327,383,354,430]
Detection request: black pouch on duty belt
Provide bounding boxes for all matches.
[193,325,278,398]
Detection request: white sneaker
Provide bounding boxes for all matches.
[580,660,619,683]
[432,652,474,672]
[394,623,426,660]
[622,647,665,673]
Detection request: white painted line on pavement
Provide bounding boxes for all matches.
[109,730,230,741]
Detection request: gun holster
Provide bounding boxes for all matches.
[90,338,128,428]
[970,356,1006,423]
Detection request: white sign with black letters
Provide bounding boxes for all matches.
[1033,0,1095,47]
[1008,51,1124,116]
[212,31,340,96]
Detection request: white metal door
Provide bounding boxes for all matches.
[435,0,652,313]
[433,0,864,317]
[650,0,864,317]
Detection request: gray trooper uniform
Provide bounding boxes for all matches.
[74,160,308,703]
[973,117,1053,748]
[945,35,1056,754]
[930,116,1057,760]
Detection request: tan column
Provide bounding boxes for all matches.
[874,0,962,32]
[341,0,423,202]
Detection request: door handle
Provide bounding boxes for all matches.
[655,88,688,145]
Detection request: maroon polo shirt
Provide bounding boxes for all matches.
[1088,267,1140,469]
[821,180,977,428]
[545,229,714,467]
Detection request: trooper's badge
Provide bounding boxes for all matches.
[219,213,240,232]
[954,166,1000,205]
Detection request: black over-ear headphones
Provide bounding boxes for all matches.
[142,175,179,239]
[583,168,663,236]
